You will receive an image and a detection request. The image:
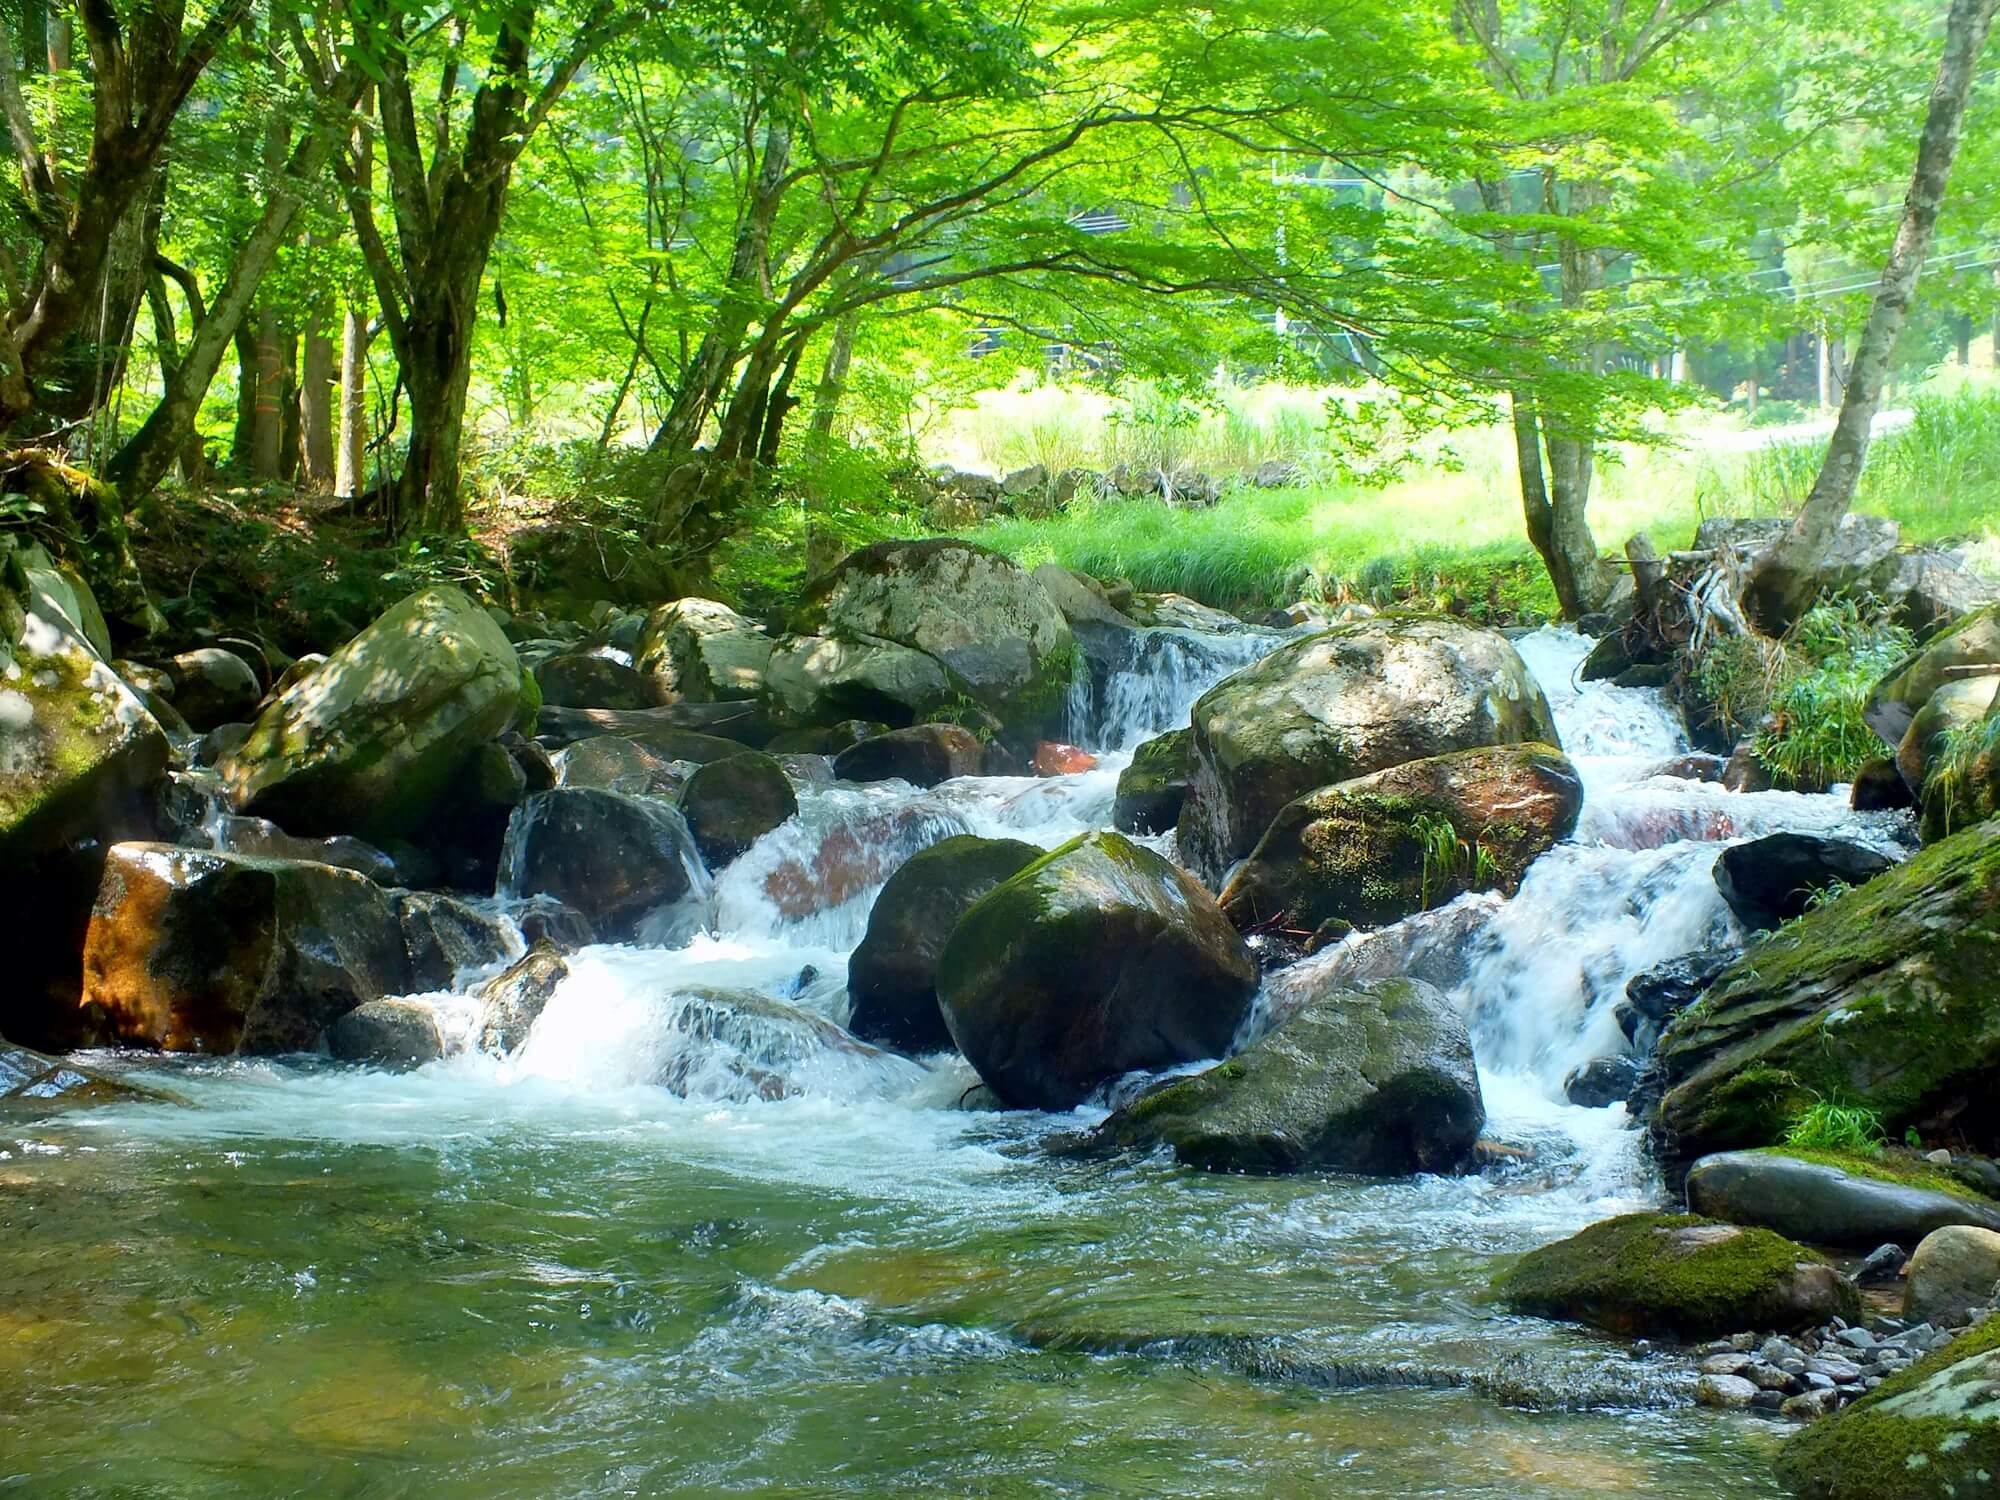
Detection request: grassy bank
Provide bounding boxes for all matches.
[968,374,2000,619]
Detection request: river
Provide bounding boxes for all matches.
[0,622,1909,1497]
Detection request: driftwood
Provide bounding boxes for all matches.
[536,700,762,748]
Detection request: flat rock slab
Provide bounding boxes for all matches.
[1685,1150,2000,1248]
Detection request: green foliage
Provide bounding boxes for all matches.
[1783,1097,1887,1158]
[1753,602,1915,787]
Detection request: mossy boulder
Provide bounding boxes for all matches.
[1918,693,2000,845]
[499,788,707,945]
[846,834,1043,1054]
[217,586,522,844]
[1649,819,2000,1176]
[678,751,797,866]
[935,831,1259,1109]
[636,598,773,703]
[81,843,414,1054]
[1087,976,1483,1175]
[1775,1311,2000,1500]
[792,539,1075,736]
[1217,743,1581,936]
[1495,1212,1860,1339]
[1113,728,1190,836]
[1896,673,1997,796]
[1866,602,2000,747]
[1176,614,1558,884]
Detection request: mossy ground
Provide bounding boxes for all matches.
[1754,1146,2000,1205]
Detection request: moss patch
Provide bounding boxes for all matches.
[1754,1146,2000,1206]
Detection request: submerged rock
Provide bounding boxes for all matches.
[1902,1226,2000,1328]
[1685,1151,2000,1248]
[846,835,1042,1055]
[0,1040,153,1110]
[1650,819,2000,1174]
[1775,1314,2000,1499]
[217,586,523,844]
[82,843,412,1053]
[499,788,706,945]
[395,891,517,989]
[1496,1212,1860,1339]
[1088,977,1483,1175]
[936,831,1259,1109]
[1176,615,1557,884]
[793,539,1075,735]
[1713,833,1898,931]
[832,723,985,787]
[1217,743,1581,936]
[326,999,444,1068]
[678,751,797,866]
[651,985,907,1102]
[1112,728,1189,836]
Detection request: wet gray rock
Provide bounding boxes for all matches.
[396,891,517,989]
[167,647,261,730]
[1713,833,1898,931]
[1563,1054,1643,1108]
[1685,1151,2000,1248]
[500,788,705,945]
[475,943,569,1056]
[678,752,797,866]
[326,999,443,1068]
[1902,1226,2000,1327]
[833,723,986,787]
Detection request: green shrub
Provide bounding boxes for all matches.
[1752,601,1914,788]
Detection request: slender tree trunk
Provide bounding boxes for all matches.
[1817,332,1833,409]
[251,302,284,477]
[336,307,369,496]
[230,327,256,469]
[1746,0,1999,635]
[807,310,859,445]
[301,314,335,486]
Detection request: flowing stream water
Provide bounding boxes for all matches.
[0,623,1912,1498]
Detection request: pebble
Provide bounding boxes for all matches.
[1835,1326,1877,1351]
[1780,1388,1841,1420]
[1803,1372,1836,1391]
[1699,1353,1752,1377]
[1758,1336,1804,1366]
[1804,1356,1862,1383]
[1747,1362,1793,1391]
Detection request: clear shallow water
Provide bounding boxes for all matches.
[0,623,1891,1499]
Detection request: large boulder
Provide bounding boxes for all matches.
[217,586,524,844]
[326,999,444,1068]
[1176,615,1558,884]
[1650,820,2000,1175]
[552,734,689,797]
[1713,833,1899,931]
[1775,1314,2000,1499]
[636,598,773,703]
[1112,729,1190,836]
[1686,1151,2000,1248]
[1903,1226,2000,1328]
[1217,744,1581,935]
[935,832,1259,1109]
[1896,673,1998,799]
[81,843,413,1053]
[846,835,1043,1054]
[499,788,707,945]
[1495,1212,1860,1338]
[166,647,261,730]
[1,559,170,1048]
[793,540,1075,734]
[1087,977,1483,1175]
[533,652,658,710]
[763,635,954,730]
[678,752,797,866]
[1866,602,2000,746]
[832,723,985,787]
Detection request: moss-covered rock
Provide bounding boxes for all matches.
[762,634,954,730]
[1113,728,1190,836]
[1686,1150,2000,1248]
[636,598,773,703]
[1866,601,2000,747]
[1918,692,2000,845]
[935,831,1259,1109]
[792,539,1075,736]
[1087,976,1483,1175]
[678,751,797,866]
[1774,1311,2000,1499]
[1175,614,1558,884]
[81,843,414,1054]
[1217,743,1581,936]
[847,834,1043,1054]
[532,652,658,711]
[218,586,522,844]
[1495,1212,1860,1339]
[1649,819,2000,1176]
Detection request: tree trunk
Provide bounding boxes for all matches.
[251,302,284,478]
[1543,425,1615,616]
[807,310,859,445]
[1816,332,1833,409]
[1745,0,1999,636]
[300,315,335,487]
[230,326,256,469]
[387,221,499,535]
[336,307,369,496]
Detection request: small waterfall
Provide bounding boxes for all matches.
[1068,622,1288,751]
